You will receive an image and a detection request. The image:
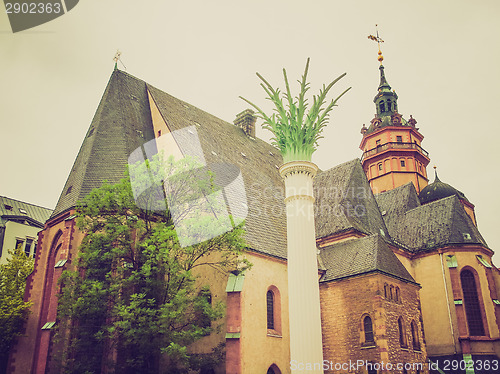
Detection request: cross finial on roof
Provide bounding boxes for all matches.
[113,50,127,71]
[368,24,385,64]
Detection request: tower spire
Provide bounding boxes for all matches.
[368,27,398,117]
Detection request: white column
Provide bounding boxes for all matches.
[279,161,324,373]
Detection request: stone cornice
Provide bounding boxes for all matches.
[279,160,318,179]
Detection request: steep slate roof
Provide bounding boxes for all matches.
[319,234,415,283]
[51,70,156,218]
[376,186,487,252]
[314,159,389,239]
[375,182,420,243]
[51,69,287,258]
[0,196,53,228]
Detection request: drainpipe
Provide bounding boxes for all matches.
[439,252,457,354]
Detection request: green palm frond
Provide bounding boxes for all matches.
[240,58,350,163]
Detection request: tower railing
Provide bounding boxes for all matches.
[361,141,429,161]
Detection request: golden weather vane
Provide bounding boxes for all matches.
[368,24,385,64]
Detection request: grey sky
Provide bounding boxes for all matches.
[1,0,499,262]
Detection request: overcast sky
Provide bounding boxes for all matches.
[1,0,499,263]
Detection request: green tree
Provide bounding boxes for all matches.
[0,245,34,372]
[56,155,248,374]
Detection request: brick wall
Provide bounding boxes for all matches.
[320,272,428,374]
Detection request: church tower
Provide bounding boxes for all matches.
[360,44,430,194]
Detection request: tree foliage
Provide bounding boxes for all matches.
[56,155,248,373]
[0,245,34,370]
[240,58,351,163]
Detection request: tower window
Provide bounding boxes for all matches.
[396,136,403,142]
[387,99,392,111]
[400,160,406,168]
[460,269,485,336]
[379,101,386,113]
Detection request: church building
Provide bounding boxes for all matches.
[8,53,500,374]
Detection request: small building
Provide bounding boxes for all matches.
[0,196,53,264]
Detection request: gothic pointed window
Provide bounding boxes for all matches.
[267,364,281,374]
[266,286,281,335]
[411,320,420,350]
[267,290,274,330]
[197,287,212,334]
[398,317,407,347]
[363,316,374,344]
[460,269,485,336]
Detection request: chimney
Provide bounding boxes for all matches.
[233,109,256,138]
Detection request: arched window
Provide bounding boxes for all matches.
[389,285,394,300]
[266,286,282,335]
[461,269,485,336]
[398,317,407,347]
[395,287,400,303]
[267,290,274,330]
[267,364,281,374]
[379,101,386,113]
[387,99,392,111]
[384,283,388,299]
[411,320,420,350]
[363,316,374,344]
